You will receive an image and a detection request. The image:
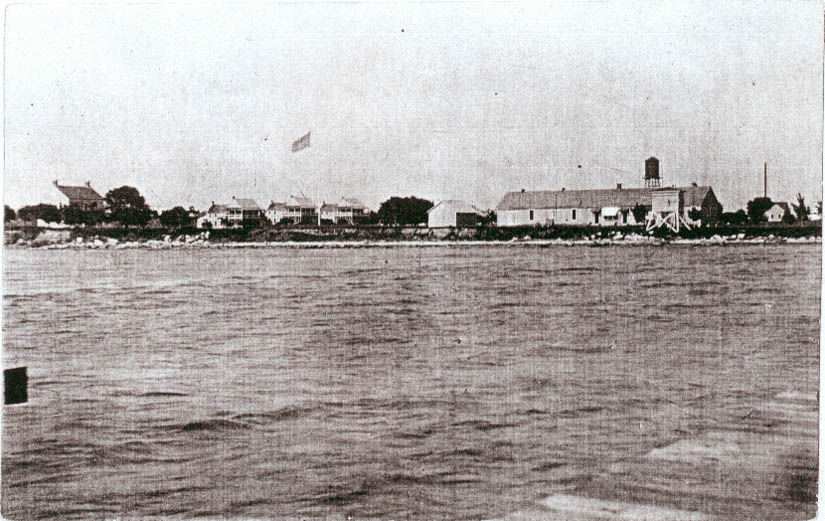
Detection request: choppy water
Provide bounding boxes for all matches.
[2,245,820,520]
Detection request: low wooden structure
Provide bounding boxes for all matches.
[646,188,692,233]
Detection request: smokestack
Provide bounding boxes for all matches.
[764,162,767,198]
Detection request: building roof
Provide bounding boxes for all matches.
[496,185,715,211]
[768,202,791,213]
[682,186,714,208]
[267,201,287,211]
[320,203,338,212]
[428,200,484,215]
[54,182,105,203]
[338,197,366,209]
[207,203,230,214]
[286,196,315,208]
[230,198,261,211]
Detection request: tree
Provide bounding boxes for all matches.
[105,186,152,227]
[159,206,192,228]
[792,193,809,222]
[365,211,380,225]
[631,203,648,225]
[480,210,497,226]
[61,205,104,226]
[746,197,773,224]
[687,207,702,223]
[17,204,61,224]
[377,196,433,225]
[4,205,16,222]
[720,210,748,226]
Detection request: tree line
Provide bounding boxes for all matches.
[5,188,818,229]
[735,194,815,225]
[4,189,451,228]
[5,186,194,228]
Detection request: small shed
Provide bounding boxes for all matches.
[765,203,790,223]
[427,200,484,228]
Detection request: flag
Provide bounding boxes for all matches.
[292,131,310,152]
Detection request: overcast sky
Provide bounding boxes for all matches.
[4,1,822,212]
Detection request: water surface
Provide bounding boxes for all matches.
[2,245,820,519]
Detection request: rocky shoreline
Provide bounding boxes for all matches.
[6,228,820,249]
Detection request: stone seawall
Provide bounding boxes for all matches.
[4,223,821,249]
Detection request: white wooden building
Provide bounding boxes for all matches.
[496,184,721,227]
[427,200,484,228]
[198,197,262,228]
[320,198,368,224]
[765,202,791,223]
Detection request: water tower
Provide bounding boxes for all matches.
[645,157,661,188]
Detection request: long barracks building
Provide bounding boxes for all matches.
[495,158,722,227]
[496,184,721,227]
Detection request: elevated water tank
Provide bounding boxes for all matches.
[645,157,661,188]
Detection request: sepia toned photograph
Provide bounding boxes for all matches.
[2,2,822,520]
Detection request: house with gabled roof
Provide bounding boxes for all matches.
[765,202,791,223]
[265,201,288,224]
[228,197,263,223]
[197,197,263,229]
[265,196,316,225]
[197,202,231,229]
[320,197,368,224]
[284,195,317,224]
[53,180,106,211]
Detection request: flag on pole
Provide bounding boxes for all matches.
[292,131,311,152]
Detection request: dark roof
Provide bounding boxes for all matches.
[286,196,315,208]
[497,185,714,211]
[338,198,366,209]
[683,186,714,207]
[55,183,104,203]
[207,204,230,213]
[230,198,262,211]
[267,202,287,211]
[427,200,483,215]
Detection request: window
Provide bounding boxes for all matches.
[529,210,534,220]
[572,209,576,220]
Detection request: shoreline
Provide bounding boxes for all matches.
[6,231,821,250]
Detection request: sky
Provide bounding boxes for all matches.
[4,1,823,212]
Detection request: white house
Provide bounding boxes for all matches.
[427,200,484,227]
[198,197,262,228]
[265,202,288,224]
[765,202,791,223]
[198,203,231,229]
[335,198,368,224]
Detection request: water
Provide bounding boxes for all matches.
[2,245,820,520]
